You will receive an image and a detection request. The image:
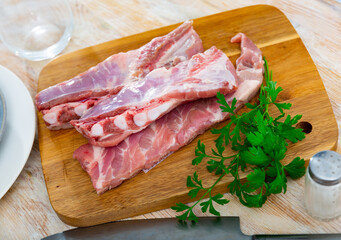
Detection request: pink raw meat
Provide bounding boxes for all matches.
[71,46,238,147]
[36,20,203,128]
[73,33,264,194]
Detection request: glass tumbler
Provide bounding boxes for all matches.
[0,0,74,61]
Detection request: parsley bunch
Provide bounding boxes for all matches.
[171,58,307,222]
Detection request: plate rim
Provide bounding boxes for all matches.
[0,89,6,141]
[0,65,36,199]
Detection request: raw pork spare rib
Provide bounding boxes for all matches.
[41,98,103,130]
[35,20,203,130]
[71,46,238,147]
[73,33,264,194]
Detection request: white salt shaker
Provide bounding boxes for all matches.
[304,150,341,220]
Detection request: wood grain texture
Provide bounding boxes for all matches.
[0,0,340,239]
[37,5,338,227]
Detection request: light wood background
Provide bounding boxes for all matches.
[37,5,339,227]
[0,0,340,239]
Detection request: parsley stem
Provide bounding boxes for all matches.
[204,154,236,160]
[190,173,226,210]
[207,155,224,159]
[265,104,269,118]
[221,155,237,160]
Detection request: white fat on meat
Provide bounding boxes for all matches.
[234,80,262,103]
[114,115,128,130]
[91,123,104,137]
[133,112,148,127]
[74,103,89,116]
[43,112,58,125]
[147,101,174,121]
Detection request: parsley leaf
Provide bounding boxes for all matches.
[171,202,190,212]
[268,172,287,194]
[244,168,265,192]
[241,146,269,166]
[284,157,306,179]
[240,192,267,208]
[193,140,206,165]
[245,131,264,146]
[217,92,237,114]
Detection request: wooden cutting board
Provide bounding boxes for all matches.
[37,5,338,227]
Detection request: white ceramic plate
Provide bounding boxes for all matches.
[0,65,36,199]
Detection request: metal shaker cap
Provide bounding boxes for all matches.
[309,150,341,186]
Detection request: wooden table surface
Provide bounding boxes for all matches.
[0,0,340,239]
